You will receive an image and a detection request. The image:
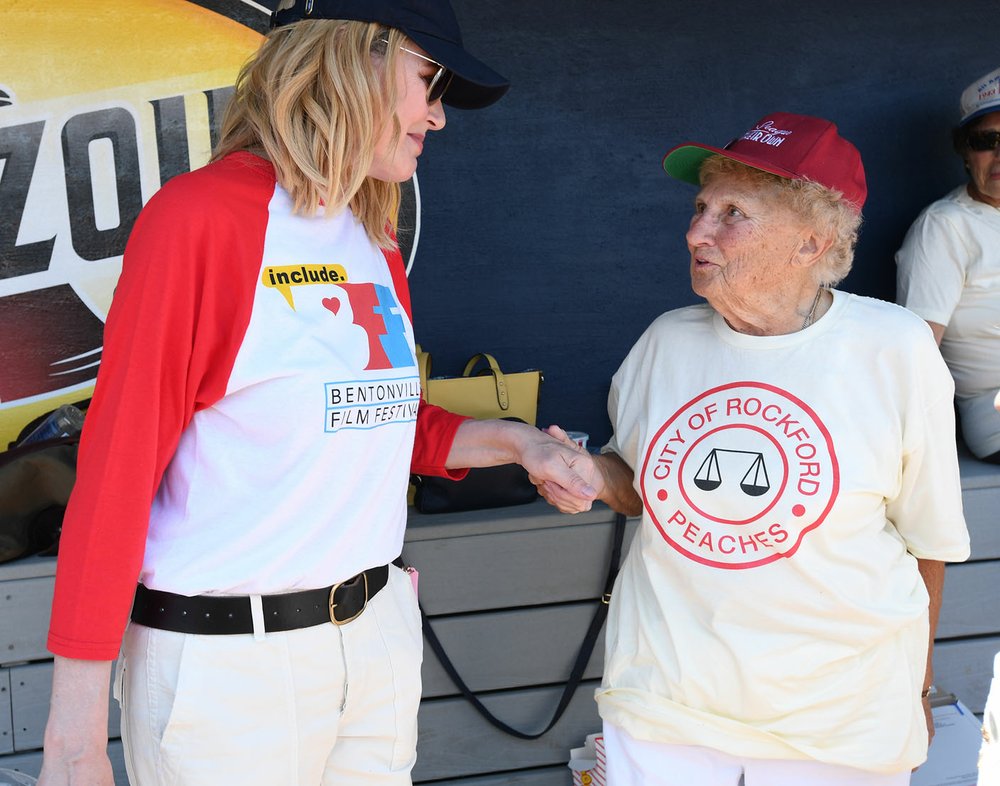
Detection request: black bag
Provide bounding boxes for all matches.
[0,436,78,563]
[412,462,538,514]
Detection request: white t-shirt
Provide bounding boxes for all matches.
[599,291,969,774]
[48,154,465,660]
[896,185,1000,457]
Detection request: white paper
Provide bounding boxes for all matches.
[911,700,982,786]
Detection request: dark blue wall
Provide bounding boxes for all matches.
[408,1,997,446]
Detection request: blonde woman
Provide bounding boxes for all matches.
[38,2,599,784]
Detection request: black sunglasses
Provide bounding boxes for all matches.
[967,130,1000,152]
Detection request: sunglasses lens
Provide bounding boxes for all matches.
[428,68,453,104]
[968,131,1000,151]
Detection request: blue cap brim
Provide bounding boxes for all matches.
[959,103,1000,128]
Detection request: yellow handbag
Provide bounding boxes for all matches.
[416,345,542,425]
[409,346,543,512]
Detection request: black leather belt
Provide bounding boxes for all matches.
[130,559,402,635]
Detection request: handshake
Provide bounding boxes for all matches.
[527,425,642,518]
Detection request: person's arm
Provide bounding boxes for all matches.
[445,419,599,506]
[926,321,946,346]
[42,168,269,779]
[917,558,945,746]
[593,449,643,516]
[37,658,115,786]
[895,205,967,341]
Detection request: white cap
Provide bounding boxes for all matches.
[959,66,1000,127]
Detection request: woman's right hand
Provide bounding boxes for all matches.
[37,657,116,786]
[529,425,602,513]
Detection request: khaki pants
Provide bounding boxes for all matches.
[981,652,1000,785]
[115,566,422,785]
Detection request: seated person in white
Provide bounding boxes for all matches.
[897,65,1000,462]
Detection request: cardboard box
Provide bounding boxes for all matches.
[568,732,606,786]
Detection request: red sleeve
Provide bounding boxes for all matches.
[47,158,273,659]
[412,400,468,478]
[381,244,469,479]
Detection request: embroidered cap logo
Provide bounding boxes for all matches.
[740,119,793,148]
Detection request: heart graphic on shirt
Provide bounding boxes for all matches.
[322,297,341,315]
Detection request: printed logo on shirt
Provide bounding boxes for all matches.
[640,381,839,570]
[263,264,348,309]
[324,376,420,432]
[320,282,419,432]
[322,283,413,371]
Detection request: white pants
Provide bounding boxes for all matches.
[981,651,1000,785]
[603,721,911,786]
[115,566,423,786]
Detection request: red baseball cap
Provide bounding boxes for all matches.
[662,112,867,211]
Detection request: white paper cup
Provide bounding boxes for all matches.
[564,430,589,450]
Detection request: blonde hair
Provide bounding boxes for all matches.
[698,156,863,287]
[214,20,406,249]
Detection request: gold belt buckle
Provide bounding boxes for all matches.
[329,571,368,626]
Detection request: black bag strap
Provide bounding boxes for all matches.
[0,434,80,467]
[418,511,628,740]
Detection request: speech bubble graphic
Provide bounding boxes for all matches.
[262,264,348,309]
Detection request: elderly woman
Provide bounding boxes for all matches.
[896,66,1000,462]
[541,113,970,785]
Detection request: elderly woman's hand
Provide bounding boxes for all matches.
[923,693,935,748]
[911,691,935,772]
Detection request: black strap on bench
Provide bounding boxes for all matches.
[418,511,628,740]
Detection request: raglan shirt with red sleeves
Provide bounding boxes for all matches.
[48,152,467,660]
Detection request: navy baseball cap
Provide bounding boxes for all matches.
[271,0,510,109]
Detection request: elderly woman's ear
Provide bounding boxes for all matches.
[792,231,834,269]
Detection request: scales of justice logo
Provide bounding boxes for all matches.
[639,381,840,570]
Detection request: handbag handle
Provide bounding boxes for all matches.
[417,512,628,739]
[461,352,509,412]
[416,344,431,398]
[415,346,511,413]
